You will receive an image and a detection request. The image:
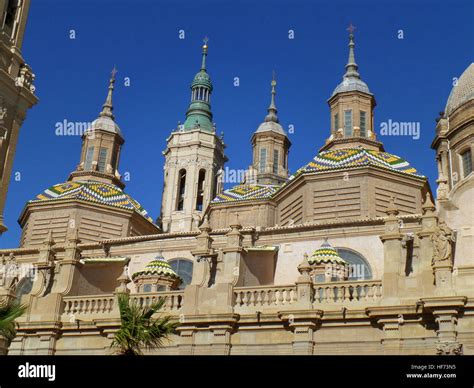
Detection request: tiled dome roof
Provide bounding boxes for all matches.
[132,255,181,280]
[308,240,346,265]
[32,181,153,222]
[289,148,423,180]
[445,63,474,116]
[212,184,280,203]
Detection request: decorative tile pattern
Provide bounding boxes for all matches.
[212,184,280,203]
[32,181,153,222]
[294,148,422,178]
[132,255,181,280]
[309,240,347,265]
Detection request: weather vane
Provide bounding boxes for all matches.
[203,36,209,47]
[271,70,276,87]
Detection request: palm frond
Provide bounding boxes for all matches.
[111,293,178,356]
[0,299,27,342]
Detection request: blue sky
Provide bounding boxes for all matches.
[1,0,472,247]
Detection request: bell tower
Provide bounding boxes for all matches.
[323,24,380,152]
[0,0,38,234]
[160,40,227,233]
[250,75,291,185]
[68,68,124,188]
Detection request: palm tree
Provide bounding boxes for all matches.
[111,293,179,356]
[0,298,27,342]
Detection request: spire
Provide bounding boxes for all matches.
[183,39,214,132]
[99,67,117,119]
[344,23,360,79]
[264,72,279,123]
[201,37,209,71]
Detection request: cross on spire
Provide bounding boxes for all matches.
[203,36,209,47]
[347,23,356,35]
[111,65,118,79]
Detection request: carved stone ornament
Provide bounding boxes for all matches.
[431,221,456,266]
[436,342,463,355]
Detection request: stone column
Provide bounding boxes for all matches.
[416,196,437,296]
[380,198,403,301]
[295,254,314,310]
[421,297,466,355]
[279,311,322,355]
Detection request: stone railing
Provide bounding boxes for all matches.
[130,291,184,313]
[62,291,184,321]
[313,279,382,305]
[63,295,116,318]
[234,285,297,312]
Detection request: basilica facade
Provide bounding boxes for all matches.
[0,28,473,355]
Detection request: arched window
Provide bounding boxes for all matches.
[15,275,34,302]
[98,147,108,173]
[359,111,367,137]
[461,149,472,178]
[335,248,372,280]
[169,259,193,290]
[259,148,267,173]
[273,149,279,174]
[84,146,94,171]
[344,109,352,137]
[195,169,206,211]
[143,284,152,293]
[176,169,186,211]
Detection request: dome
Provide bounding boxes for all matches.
[212,184,280,203]
[192,70,212,89]
[132,255,181,280]
[308,240,346,265]
[33,181,153,222]
[289,148,423,180]
[90,116,122,137]
[445,63,474,116]
[331,76,372,98]
[255,120,287,136]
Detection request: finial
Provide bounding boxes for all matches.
[422,194,436,214]
[100,67,117,119]
[265,71,279,123]
[344,24,360,79]
[347,23,356,35]
[201,37,209,71]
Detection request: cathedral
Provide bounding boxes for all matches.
[0,14,473,355]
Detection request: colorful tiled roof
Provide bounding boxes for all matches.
[32,181,153,222]
[308,240,347,265]
[212,184,280,203]
[290,148,422,179]
[132,255,181,280]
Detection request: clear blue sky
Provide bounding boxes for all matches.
[1,0,472,247]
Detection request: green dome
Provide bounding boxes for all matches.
[132,255,181,280]
[192,70,212,89]
[308,240,347,265]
